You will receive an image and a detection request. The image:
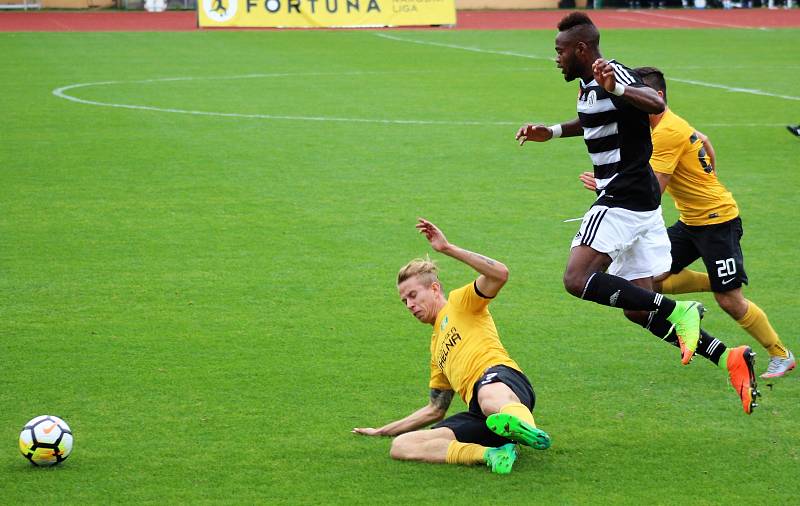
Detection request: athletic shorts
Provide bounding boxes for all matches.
[667,217,748,292]
[432,365,535,448]
[570,205,672,281]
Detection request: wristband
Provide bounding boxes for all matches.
[611,83,626,96]
[549,124,562,139]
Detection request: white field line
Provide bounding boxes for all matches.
[374,32,800,102]
[52,75,520,127]
[373,32,551,61]
[630,9,770,30]
[670,77,800,101]
[604,13,681,29]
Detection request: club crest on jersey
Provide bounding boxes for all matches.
[587,90,597,108]
[440,315,449,331]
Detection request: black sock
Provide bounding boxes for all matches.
[644,312,726,365]
[582,272,676,314]
[695,330,727,365]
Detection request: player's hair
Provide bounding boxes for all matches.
[635,66,668,104]
[397,256,439,287]
[557,12,599,48]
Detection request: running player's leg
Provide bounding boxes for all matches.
[568,207,703,363]
[632,309,760,414]
[654,220,711,295]
[698,218,795,378]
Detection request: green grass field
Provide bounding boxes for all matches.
[1,26,798,504]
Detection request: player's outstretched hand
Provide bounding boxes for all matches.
[416,218,450,253]
[352,427,381,436]
[592,58,617,94]
[579,171,597,191]
[516,123,553,145]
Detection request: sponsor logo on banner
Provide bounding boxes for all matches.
[198,0,456,28]
[203,0,238,22]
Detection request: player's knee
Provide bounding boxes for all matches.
[563,272,586,298]
[714,291,747,319]
[389,434,414,461]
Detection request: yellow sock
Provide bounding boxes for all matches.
[737,301,788,358]
[445,441,488,466]
[499,402,536,428]
[660,269,711,294]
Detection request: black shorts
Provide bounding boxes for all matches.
[432,365,535,448]
[667,217,748,293]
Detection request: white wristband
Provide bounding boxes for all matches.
[549,124,562,139]
[611,83,626,96]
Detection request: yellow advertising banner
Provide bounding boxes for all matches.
[198,0,456,28]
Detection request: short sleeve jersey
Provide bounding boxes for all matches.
[578,59,661,212]
[429,282,522,405]
[650,109,739,226]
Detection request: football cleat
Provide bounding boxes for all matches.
[484,443,517,475]
[486,413,551,450]
[727,346,761,415]
[760,350,796,379]
[667,301,705,365]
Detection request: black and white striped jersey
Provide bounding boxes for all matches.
[577,59,661,212]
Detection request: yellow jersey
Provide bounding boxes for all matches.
[650,108,739,226]
[429,282,521,404]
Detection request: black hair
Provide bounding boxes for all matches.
[635,66,668,104]
[557,12,600,49]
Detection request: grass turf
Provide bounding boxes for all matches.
[1,27,798,503]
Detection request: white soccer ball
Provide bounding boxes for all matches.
[19,415,73,466]
[144,0,168,12]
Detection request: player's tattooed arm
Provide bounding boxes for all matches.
[415,217,509,297]
[429,388,454,413]
[352,389,454,436]
[470,252,495,266]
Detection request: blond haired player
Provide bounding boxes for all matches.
[353,218,550,474]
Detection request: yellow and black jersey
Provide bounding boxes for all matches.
[429,282,521,405]
[650,108,738,226]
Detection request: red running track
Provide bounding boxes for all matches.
[1,8,799,32]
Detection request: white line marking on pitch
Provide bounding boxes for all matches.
[51,72,792,127]
[373,32,551,61]
[52,74,520,126]
[373,33,798,102]
[669,78,800,102]
[629,9,770,30]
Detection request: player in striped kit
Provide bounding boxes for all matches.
[515,12,759,413]
[581,67,795,380]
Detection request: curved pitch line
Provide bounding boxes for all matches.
[52,73,521,127]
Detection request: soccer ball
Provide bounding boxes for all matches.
[19,415,73,466]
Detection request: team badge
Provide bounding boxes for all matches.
[440,315,448,331]
[587,90,597,108]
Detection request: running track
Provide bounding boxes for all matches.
[1,8,799,31]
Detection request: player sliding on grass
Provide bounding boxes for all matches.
[353,218,550,474]
[515,12,759,413]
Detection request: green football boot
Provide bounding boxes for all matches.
[667,300,706,365]
[484,443,517,475]
[486,413,551,450]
